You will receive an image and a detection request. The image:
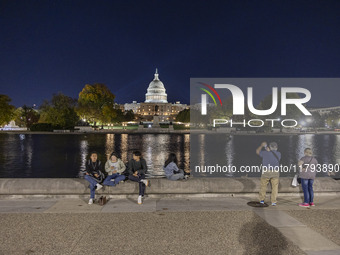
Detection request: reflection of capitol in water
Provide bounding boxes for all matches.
[0,133,340,178]
[78,133,190,178]
[103,133,190,177]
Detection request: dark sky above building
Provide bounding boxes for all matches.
[1,0,340,107]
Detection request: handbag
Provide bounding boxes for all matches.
[98,196,107,206]
[292,174,299,187]
[297,176,301,184]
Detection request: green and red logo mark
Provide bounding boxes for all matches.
[199,82,222,106]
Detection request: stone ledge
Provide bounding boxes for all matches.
[0,177,339,196]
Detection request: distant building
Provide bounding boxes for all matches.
[113,103,124,111]
[124,101,140,114]
[144,69,168,103]
[309,106,340,115]
[124,69,188,121]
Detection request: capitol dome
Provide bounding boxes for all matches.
[145,69,168,103]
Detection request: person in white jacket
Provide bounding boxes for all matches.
[102,152,126,186]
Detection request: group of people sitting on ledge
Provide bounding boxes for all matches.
[81,151,189,205]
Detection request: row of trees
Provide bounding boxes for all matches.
[0,95,15,126]
[4,86,337,130]
[177,93,340,129]
[0,83,135,129]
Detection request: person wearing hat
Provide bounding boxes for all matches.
[256,141,281,206]
[103,152,126,186]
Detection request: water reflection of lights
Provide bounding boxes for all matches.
[321,135,331,164]
[198,134,206,177]
[225,135,234,176]
[25,135,33,176]
[296,134,315,159]
[120,134,128,162]
[105,134,115,160]
[142,134,170,177]
[4,133,339,179]
[20,134,26,152]
[333,136,340,165]
[184,134,190,171]
[79,139,89,172]
[175,136,182,173]
[0,133,190,178]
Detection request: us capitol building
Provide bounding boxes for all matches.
[124,69,188,122]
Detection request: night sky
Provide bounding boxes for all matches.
[1,0,340,108]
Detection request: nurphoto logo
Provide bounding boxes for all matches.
[198,82,311,128]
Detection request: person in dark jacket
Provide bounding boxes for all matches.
[83,152,104,205]
[127,151,150,204]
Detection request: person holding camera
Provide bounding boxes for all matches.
[256,141,281,206]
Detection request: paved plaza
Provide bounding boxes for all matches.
[0,196,340,255]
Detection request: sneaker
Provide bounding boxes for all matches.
[137,196,142,205]
[260,200,264,204]
[299,203,310,207]
[96,183,103,191]
[271,203,277,206]
[88,199,93,205]
[309,202,315,206]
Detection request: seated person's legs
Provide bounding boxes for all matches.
[103,173,122,186]
[167,169,185,180]
[129,174,140,182]
[84,175,98,186]
[113,174,126,184]
[103,175,114,186]
[84,175,97,199]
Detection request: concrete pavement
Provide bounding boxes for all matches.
[0,196,340,255]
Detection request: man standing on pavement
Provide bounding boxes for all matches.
[256,141,281,206]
